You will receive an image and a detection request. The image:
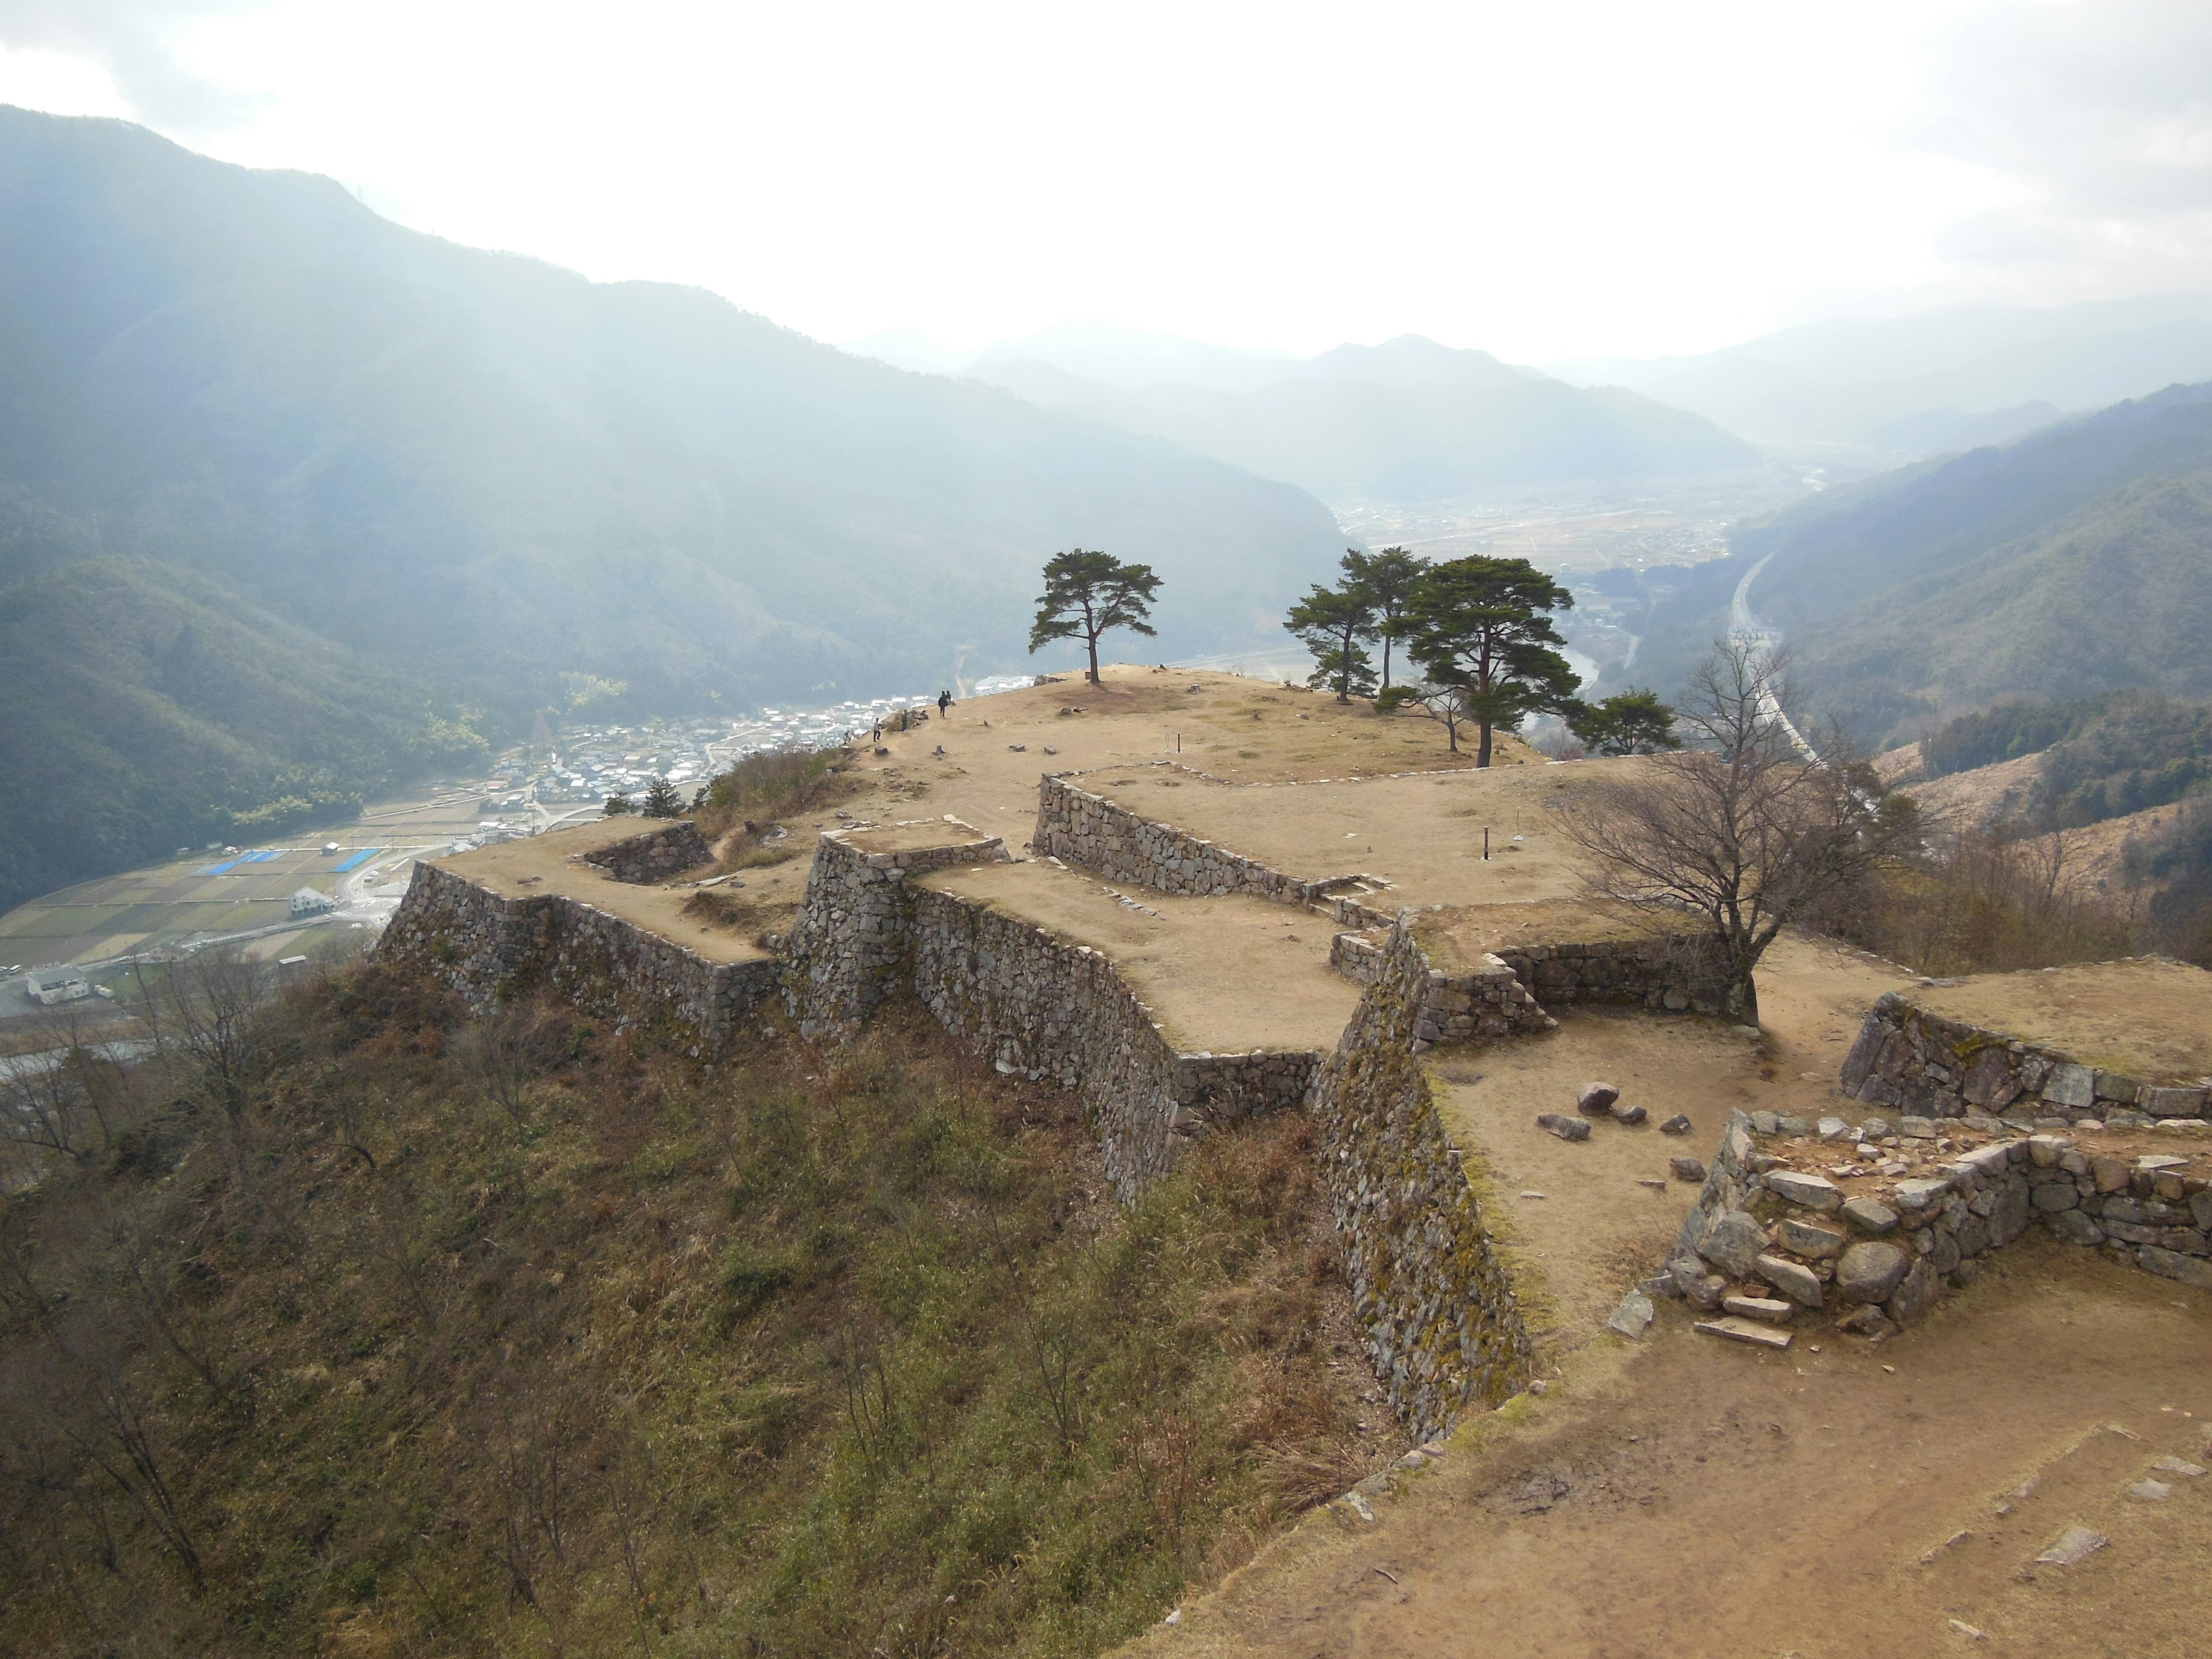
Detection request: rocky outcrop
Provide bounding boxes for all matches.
[1841,991,2211,1127]
[1310,918,1534,1442]
[581,820,714,884]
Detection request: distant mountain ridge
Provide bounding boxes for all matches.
[1628,382,2212,744]
[0,107,1348,911]
[1549,297,2212,454]
[891,327,1762,499]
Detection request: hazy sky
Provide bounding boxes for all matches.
[1,1,2206,361]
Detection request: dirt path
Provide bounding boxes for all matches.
[1130,1243,2210,1659]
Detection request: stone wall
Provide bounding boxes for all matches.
[1310,916,1535,1442]
[1840,991,2212,1128]
[777,824,1320,1196]
[1663,1108,2212,1340]
[380,862,778,1051]
[1491,934,1733,1014]
[581,819,714,884]
[1032,772,1366,906]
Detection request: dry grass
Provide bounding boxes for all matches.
[0,968,1391,1658]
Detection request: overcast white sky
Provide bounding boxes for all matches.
[1,0,2207,361]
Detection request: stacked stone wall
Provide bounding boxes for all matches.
[1032,773,1364,905]
[1492,934,1733,1014]
[1665,1109,2212,1339]
[1841,991,2211,1128]
[380,862,777,1050]
[581,820,714,884]
[1310,917,1535,1442]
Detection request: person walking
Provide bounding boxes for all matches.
[937,689,952,717]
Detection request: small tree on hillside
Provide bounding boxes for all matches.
[1556,638,1918,1023]
[641,776,684,818]
[1342,546,1428,692]
[1284,581,1377,702]
[603,791,634,816]
[1569,690,1683,756]
[1385,556,1579,765]
[1028,550,1163,685]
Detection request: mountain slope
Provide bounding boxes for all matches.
[963,334,1760,499]
[1628,385,2212,743]
[0,107,1343,707]
[0,558,486,912]
[1550,297,2212,451]
[0,108,1350,908]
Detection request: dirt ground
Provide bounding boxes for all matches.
[1916,957,2212,1080]
[1127,1244,2211,1659]
[1430,934,1916,1354]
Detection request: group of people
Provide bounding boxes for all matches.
[868,690,954,745]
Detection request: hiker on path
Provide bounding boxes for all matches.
[937,689,952,716]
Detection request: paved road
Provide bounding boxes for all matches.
[1728,554,1817,760]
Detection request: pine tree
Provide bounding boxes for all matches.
[1028,550,1164,685]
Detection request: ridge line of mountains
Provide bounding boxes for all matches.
[6,103,2212,919]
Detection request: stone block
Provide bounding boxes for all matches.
[1834,1304,1895,1338]
[2139,1246,2212,1289]
[2142,1085,2210,1117]
[1578,1081,1620,1115]
[1699,1210,1765,1278]
[1659,1113,1694,1135]
[1766,1170,1844,1212]
[1536,1113,1592,1142]
[1836,1241,1910,1303]
[1844,1196,1900,1234]
[2045,1208,2105,1245]
[1895,1178,1951,1213]
[1694,1316,1792,1350]
[1671,1156,1707,1183]
[1610,1101,1648,1126]
[1754,1253,1823,1308]
[1722,1294,1794,1324]
[2043,1063,2096,1110]
[1606,1290,1654,1340]
[1884,1257,1944,1326]
[1779,1216,1848,1259]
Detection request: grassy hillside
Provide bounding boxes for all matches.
[0,558,487,914]
[0,973,1383,1656]
[967,334,1761,498]
[1627,384,2212,741]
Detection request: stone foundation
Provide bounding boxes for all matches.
[1666,1107,2212,1340]
[1491,934,1732,1014]
[1031,771,1374,906]
[380,862,778,1051]
[1841,991,2211,1128]
[581,819,714,884]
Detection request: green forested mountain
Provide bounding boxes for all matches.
[1627,383,2212,744]
[0,559,488,912]
[0,108,1347,908]
[960,332,1762,498]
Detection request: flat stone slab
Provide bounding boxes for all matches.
[2033,1524,2107,1567]
[1536,1112,1592,1142]
[1694,1316,1793,1351]
[1606,1290,1654,1340]
[1843,1196,1900,1234]
[1766,1169,1844,1212]
[1721,1295,1794,1324]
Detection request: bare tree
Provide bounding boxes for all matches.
[155,949,274,1122]
[1557,638,1916,1024]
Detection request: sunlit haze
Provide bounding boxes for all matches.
[1,1,2208,361]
